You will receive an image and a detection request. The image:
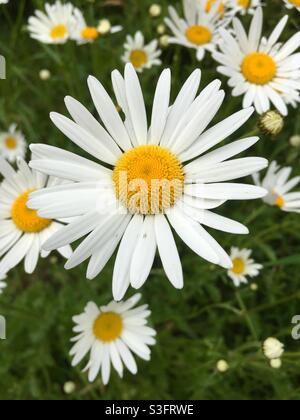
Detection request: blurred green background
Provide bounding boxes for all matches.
[0,0,300,400]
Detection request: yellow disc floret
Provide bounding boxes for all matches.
[5,136,17,150]
[81,26,99,41]
[231,257,246,275]
[130,50,148,69]
[206,0,225,14]
[275,195,285,208]
[238,0,250,7]
[50,24,67,40]
[93,312,123,342]
[241,53,277,85]
[11,191,52,233]
[113,145,185,215]
[288,0,300,6]
[186,25,212,45]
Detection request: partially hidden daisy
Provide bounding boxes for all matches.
[0,273,7,294]
[227,247,263,286]
[122,31,162,72]
[0,158,72,274]
[70,8,122,45]
[70,293,156,384]
[213,7,300,115]
[0,124,27,163]
[28,64,268,300]
[253,161,300,213]
[165,0,229,61]
[283,0,300,12]
[225,0,263,16]
[28,1,75,44]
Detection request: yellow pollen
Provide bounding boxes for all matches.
[50,24,67,40]
[241,53,277,85]
[112,145,185,215]
[238,0,250,7]
[206,0,225,14]
[130,50,148,69]
[93,312,123,342]
[81,26,99,40]
[186,25,212,46]
[5,136,17,150]
[288,0,300,6]
[275,195,285,208]
[11,191,52,233]
[232,257,246,275]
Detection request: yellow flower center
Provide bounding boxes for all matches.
[241,53,277,85]
[206,0,225,14]
[186,25,212,46]
[81,26,99,41]
[50,24,67,40]
[232,257,246,275]
[93,312,123,342]
[5,136,17,150]
[112,145,185,215]
[238,0,250,7]
[275,195,285,208]
[129,50,148,69]
[11,191,52,233]
[288,0,300,6]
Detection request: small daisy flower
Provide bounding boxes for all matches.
[228,247,263,286]
[226,0,263,16]
[71,9,122,44]
[283,0,300,12]
[0,124,27,163]
[0,273,7,295]
[28,1,75,44]
[0,158,72,274]
[28,64,268,300]
[0,0,9,4]
[263,337,284,360]
[254,161,300,213]
[122,31,162,72]
[165,0,229,61]
[70,294,156,384]
[213,7,300,115]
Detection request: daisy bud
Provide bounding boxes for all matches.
[258,110,284,136]
[159,35,169,47]
[216,360,229,373]
[63,381,76,394]
[263,337,284,360]
[97,19,111,35]
[157,24,166,35]
[250,283,258,291]
[39,69,51,81]
[149,4,162,17]
[270,359,282,369]
[289,135,300,148]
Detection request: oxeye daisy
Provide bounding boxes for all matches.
[28,1,75,44]
[213,7,300,115]
[28,64,268,300]
[122,31,162,72]
[0,124,27,163]
[226,0,263,16]
[0,0,9,4]
[0,273,7,294]
[283,0,300,12]
[253,161,300,213]
[0,158,72,275]
[165,0,229,61]
[70,294,156,384]
[70,8,122,44]
[227,247,263,286]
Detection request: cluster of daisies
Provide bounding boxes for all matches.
[0,0,299,384]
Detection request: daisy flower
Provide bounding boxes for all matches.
[213,7,300,115]
[225,0,263,16]
[283,0,300,12]
[122,32,162,72]
[0,273,7,294]
[0,124,27,163]
[70,293,156,384]
[0,158,72,275]
[28,1,75,44]
[0,0,9,4]
[70,8,122,45]
[28,64,268,300]
[253,161,300,213]
[165,0,229,61]
[227,247,263,286]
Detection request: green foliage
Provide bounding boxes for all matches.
[0,0,300,400]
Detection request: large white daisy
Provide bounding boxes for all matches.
[0,124,27,163]
[213,7,300,115]
[0,273,7,294]
[28,1,75,44]
[0,158,72,274]
[165,0,229,61]
[283,0,300,12]
[122,32,162,72]
[227,247,263,286]
[70,293,156,384]
[28,64,267,301]
[253,161,300,213]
